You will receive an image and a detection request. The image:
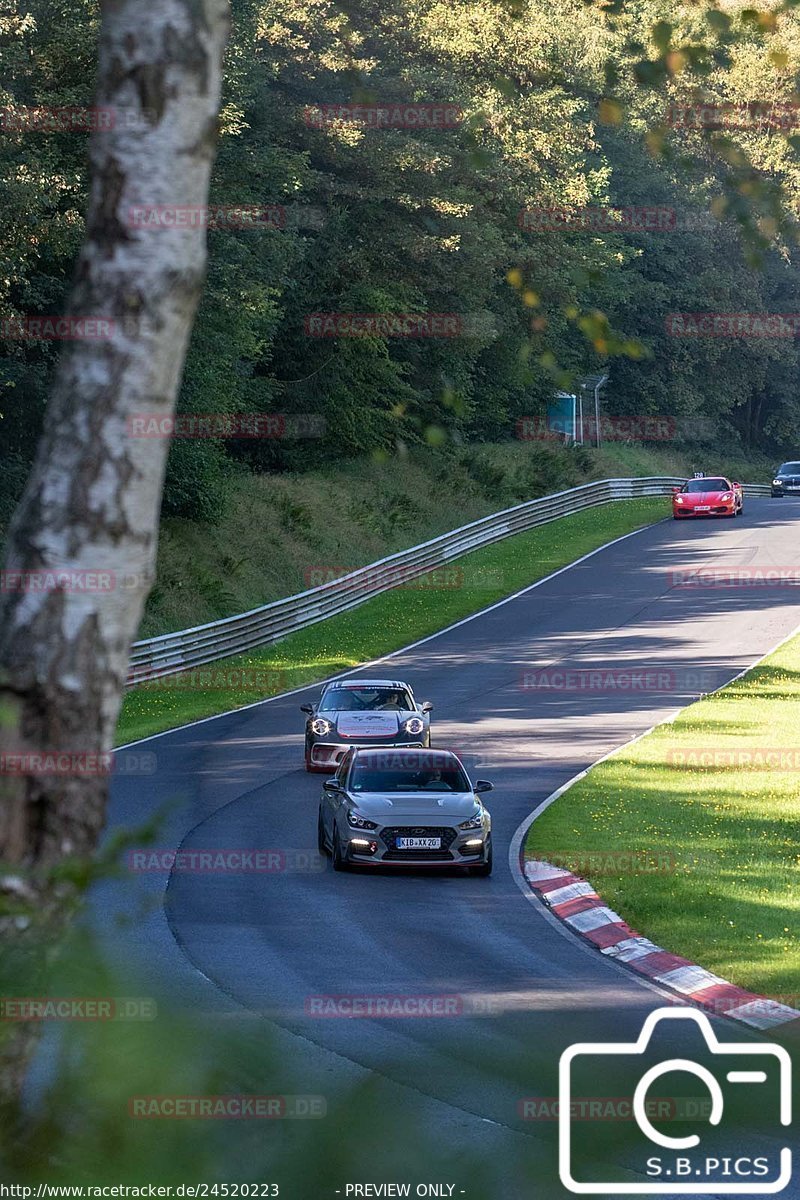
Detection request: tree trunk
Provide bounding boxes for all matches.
[0,0,230,1103]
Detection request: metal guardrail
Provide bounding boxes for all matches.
[127,476,769,686]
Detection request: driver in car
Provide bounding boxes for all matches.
[377,690,406,710]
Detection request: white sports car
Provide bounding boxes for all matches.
[300,678,433,772]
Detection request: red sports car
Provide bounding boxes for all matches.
[672,476,743,519]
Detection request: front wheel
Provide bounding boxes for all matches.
[736,503,743,517]
[470,843,492,877]
[332,824,348,872]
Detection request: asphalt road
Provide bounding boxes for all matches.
[95,497,800,1198]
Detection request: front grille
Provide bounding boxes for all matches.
[381,826,457,860]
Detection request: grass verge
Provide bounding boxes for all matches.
[116,496,666,745]
[525,629,800,998]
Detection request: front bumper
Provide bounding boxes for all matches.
[673,503,736,517]
[344,826,491,868]
[309,738,425,770]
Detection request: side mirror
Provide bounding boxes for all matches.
[474,780,493,794]
[300,704,314,715]
[671,487,680,495]
[421,701,433,713]
[323,779,342,792]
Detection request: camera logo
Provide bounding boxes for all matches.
[559,1008,792,1193]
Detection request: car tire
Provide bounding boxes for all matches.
[318,809,329,855]
[332,824,348,872]
[736,503,743,517]
[471,842,492,877]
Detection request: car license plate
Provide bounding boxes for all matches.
[397,836,441,850]
[695,505,710,511]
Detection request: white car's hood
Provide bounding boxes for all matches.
[334,711,404,737]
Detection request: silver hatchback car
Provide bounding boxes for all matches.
[317,747,493,875]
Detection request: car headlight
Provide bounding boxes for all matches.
[774,479,783,486]
[347,810,378,830]
[404,716,425,735]
[311,718,332,736]
[458,809,484,831]
[720,492,732,501]
[675,496,684,504]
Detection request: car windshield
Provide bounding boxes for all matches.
[778,463,800,474]
[682,478,728,493]
[318,686,413,712]
[350,760,470,793]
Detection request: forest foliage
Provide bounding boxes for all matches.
[2,0,800,522]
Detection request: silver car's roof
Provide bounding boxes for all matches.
[322,679,411,690]
[351,747,459,763]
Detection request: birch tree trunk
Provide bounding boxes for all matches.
[0,0,230,1101]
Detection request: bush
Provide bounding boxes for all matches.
[161,441,235,524]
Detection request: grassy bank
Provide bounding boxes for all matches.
[526,630,800,998]
[117,495,666,745]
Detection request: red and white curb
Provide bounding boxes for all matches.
[524,858,800,1033]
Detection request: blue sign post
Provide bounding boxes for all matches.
[547,393,578,442]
